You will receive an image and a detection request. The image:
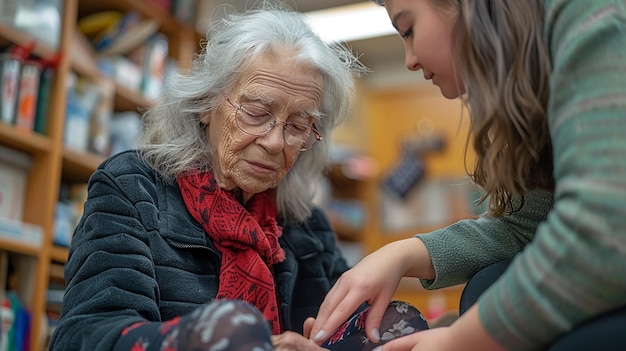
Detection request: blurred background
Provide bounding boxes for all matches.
[0,1,480,349]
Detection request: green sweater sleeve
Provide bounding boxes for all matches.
[417,190,553,289]
[478,1,626,350]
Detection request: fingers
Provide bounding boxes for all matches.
[378,332,424,351]
[311,299,361,344]
[308,278,343,340]
[364,297,392,343]
[309,280,362,345]
[273,331,327,351]
[303,317,315,339]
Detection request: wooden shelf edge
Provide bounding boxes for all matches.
[0,236,42,257]
[115,83,154,111]
[0,217,44,257]
[77,0,196,36]
[50,245,69,263]
[0,22,57,58]
[0,123,52,155]
[62,147,105,183]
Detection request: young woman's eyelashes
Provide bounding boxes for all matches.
[399,27,413,39]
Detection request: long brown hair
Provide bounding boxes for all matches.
[451,0,554,215]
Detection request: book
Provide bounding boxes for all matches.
[0,217,43,247]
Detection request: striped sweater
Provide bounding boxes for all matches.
[418,0,626,349]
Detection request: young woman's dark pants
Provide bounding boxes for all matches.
[459,258,626,350]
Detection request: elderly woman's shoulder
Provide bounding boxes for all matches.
[96,150,154,179]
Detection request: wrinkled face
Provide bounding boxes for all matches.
[202,50,324,203]
[385,0,464,98]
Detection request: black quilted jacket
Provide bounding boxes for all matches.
[49,150,349,351]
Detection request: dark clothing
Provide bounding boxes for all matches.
[460,260,626,351]
[49,150,349,351]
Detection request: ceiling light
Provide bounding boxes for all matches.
[304,2,396,43]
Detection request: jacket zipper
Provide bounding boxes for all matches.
[166,239,218,255]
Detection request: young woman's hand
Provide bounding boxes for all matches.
[272,331,330,351]
[377,327,455,351]
[309,238,434,346]
[378,305,506,351]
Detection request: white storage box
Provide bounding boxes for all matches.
[0,145,32,221]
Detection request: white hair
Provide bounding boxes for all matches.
[139,1,367,222]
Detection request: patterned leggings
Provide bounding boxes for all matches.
[323,300,428,351]
[116,300,428,351]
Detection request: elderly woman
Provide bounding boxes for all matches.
[50,4,425,351]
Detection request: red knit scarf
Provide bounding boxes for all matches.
[177,171,286,334]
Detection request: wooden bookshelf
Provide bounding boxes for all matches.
[0,0,200,349]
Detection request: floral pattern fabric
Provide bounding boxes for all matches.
[323,301,428,351]
[115,300,273,351]
[115,300,427,351]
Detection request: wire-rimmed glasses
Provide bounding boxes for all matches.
[222,94,322,151]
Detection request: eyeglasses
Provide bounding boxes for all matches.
[222,94,322,151]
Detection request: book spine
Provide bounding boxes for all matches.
[0,54,21,125]
[14,61,41,132]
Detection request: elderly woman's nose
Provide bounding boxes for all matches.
[256,124,285,153]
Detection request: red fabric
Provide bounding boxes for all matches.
[177,171,285,334]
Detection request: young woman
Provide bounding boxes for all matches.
[308,1,626,350]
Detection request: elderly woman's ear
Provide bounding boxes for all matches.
[199,112,211,130]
